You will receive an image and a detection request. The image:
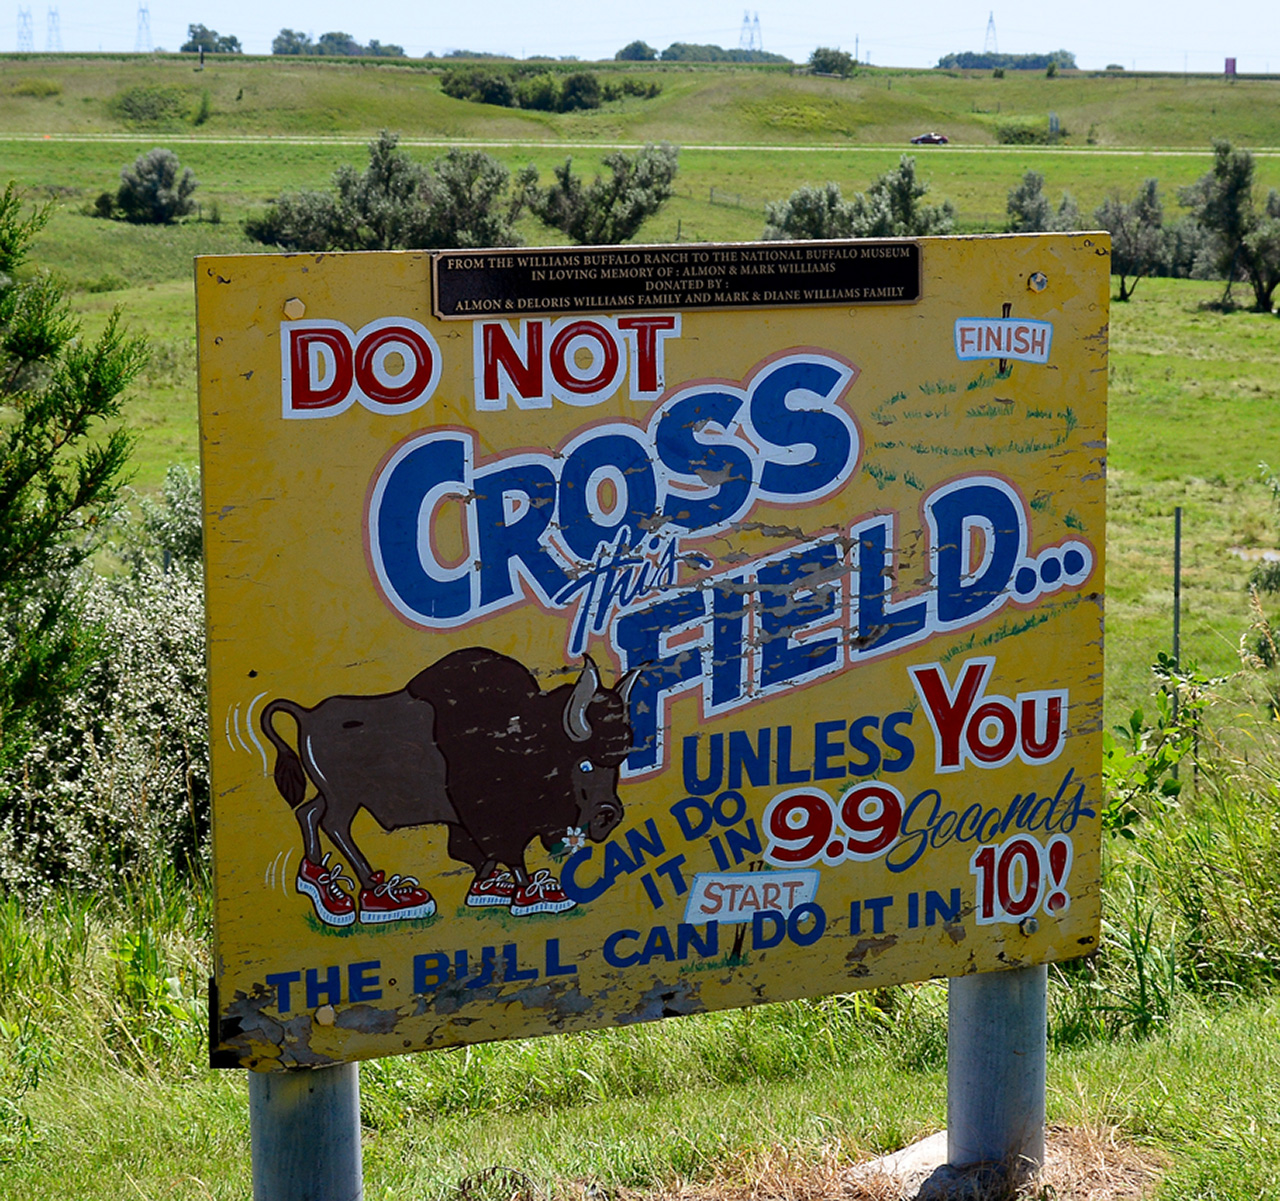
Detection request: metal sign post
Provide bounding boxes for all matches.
[948,965,1048,1169]
[249,1063,363,1201]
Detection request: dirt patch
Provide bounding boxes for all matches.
[601,1126,1163,1201]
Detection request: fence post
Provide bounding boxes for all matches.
[249,1062,364,1201]
[947,965,1047,1170]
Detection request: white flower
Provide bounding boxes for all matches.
[563,826,587,852]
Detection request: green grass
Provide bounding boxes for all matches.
[5,54,1280,148]
[4,56,1280,1198]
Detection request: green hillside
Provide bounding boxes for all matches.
[2,53,1280,147]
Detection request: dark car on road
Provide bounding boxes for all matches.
[910,132,949,144]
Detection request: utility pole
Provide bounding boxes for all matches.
[134,0,150,52]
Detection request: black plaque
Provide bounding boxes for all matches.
[432,240,921,319]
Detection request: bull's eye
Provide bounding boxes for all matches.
[578,760,593,773]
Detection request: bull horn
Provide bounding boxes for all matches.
[616,667,643,706]
[563,656,600,743]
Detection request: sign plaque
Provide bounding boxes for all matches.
[197,235,1107,1071]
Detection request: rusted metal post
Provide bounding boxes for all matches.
[947,965,1047,1170]
[249,1062,363,1201]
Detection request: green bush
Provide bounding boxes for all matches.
[10,77,61,98]
[532,143,679,244]
[764,156,956,239]
[809,46,855,77]
[0,468,208,894]
[440,66,514,107]
[245,131,534,251]
[559,71,602,111]
[108,85,189,125]
[995,120,1064,145]
[514,72,560,112]
[116,149,198,224]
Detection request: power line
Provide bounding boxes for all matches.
[45,6,60,52]
[17,5,33,51]
[134,0,150,52]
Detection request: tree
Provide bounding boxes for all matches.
[615,40,657,61]
[366,40,404,57]
[559,72,602,112]
[1006,169,1078,232]
[1180,139,1280,310]
[116,148,197,224]
[272,28,313,54]
[180,23,241,52]
[764,157,955,240]
[0,184,147,777]
[1094,179,1165,301]
[809,47,854,77]
[531,143,679,245]
[316,31,362,56]
[245,131,533,251]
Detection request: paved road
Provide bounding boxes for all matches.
[4,133,1279,156]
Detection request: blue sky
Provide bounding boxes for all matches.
[20,1,1280,75]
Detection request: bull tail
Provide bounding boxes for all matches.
[260,699,311,808]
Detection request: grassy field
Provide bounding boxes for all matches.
[4,53,1280,148]
[3,54,1280,1200]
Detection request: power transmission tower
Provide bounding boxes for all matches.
[134,0,150,52]
[984,11,998,55]
[17,6,34,51]
[752,13,762,51]
[739,11,752,51]
[45,6,60,52]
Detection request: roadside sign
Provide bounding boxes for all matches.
[198,234,1107,1071]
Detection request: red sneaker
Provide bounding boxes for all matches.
[465,871,515,908]
[358,871,436,924]
[296,854,356,927]
[509,869,576,917]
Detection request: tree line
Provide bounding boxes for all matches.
[440,66,660,113]
[764,140,1280,310]
[92,135,1280,314]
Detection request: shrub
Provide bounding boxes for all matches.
[995,121,1061,145]
[531,143,679,244]
[108,85,189,125]
[615,40,657,61]
[764,157,955,240]
[440,66,515,107]
[1006,169,1078,232]
[515,72,560,112]
[92,190,115,219]
[11,77,61,97]
[559,72,602,112]
[809,47,855,77]
[245,131,533,251]
[116,149,197,224]
[0,468,208,893]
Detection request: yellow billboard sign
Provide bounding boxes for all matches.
[198,235,1107,1071]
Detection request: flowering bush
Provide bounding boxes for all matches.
[0,468,208,894]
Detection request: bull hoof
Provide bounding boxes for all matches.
[465,871,515,908]
[358,871,437,924]
[296,855,356,927]
[509,869,576,917]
